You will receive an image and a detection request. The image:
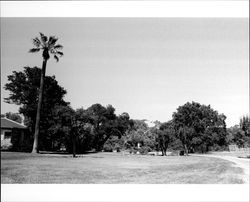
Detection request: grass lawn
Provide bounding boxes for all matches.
[1,152,244,184]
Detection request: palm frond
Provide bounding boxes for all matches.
[54,44,63,50]
[29,48,41,53]
[32,37,41,48]
[39,32,48,43]
[48,36,58,46]
[54,55,59,62]
[57,51,64,56]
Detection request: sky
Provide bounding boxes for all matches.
[1,18,249,127]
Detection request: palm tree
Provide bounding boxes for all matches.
[29,33,63,153]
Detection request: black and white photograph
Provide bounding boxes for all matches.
[1,1,249,202]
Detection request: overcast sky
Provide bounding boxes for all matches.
[1,18,248,127]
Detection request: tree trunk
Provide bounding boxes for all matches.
[72,132,76,158]
[161,146,166,156]
[32,59,47,153]
[184,144,188,156]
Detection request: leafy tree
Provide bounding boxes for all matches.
[124,120,149,150]
[29,33,63,153]
[48,105,75,152]
[231,127,246,148]
[2,112,22,123]
[49,106,94,157]
[240,116,250,136]
[142,129,158,151]
[4,66,67,151]
[227,124,250,148]
[85,104,115,151]
[65,104,133,153]
[88,104,132,151]
[172,101,227,153]
[48,104,132,155]
[156,121,175,156]
[126,129,145,149]
[71,108,95,155]
[103,136,123,152]
[177,126,195,155]
[122,120,164,154]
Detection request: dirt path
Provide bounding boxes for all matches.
[192,154,249,184]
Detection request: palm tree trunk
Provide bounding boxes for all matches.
[32,59,47,153]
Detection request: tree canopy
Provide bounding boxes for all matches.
[84,104,132,151]
[172,101,227,153]
[227,116,250,148]
[4,66,68,150]
[156,121,176,155]
[4,66,247,155]
[240,116,250,137]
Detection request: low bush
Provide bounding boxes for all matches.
[1,139,13,150]
[103,144,113,152]
[139,146,152,155]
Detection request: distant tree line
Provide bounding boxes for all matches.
[104,102,229,155]
[226,116,250,148]
[4,66,250,155]
[4,67,133,154]
[3,33,249,156]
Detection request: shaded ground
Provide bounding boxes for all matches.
[1,152,244,184]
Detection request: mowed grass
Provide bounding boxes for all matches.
[1,152,244,184]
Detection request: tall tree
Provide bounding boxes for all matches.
[48,105,75,152]
[172,101,227,153]
[29,33,63,153]
[239,116,250,136]
[124,119,149,149]
[157,121,175,156]
[227,116,250,148]
[84,104,132,151]
[177,126,195,155]
[4,66,67,151]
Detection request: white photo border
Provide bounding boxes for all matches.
[1,1,249,17]
[1,1,249,202]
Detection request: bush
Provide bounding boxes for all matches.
[103,144,113,152]
[114,144,121,152]
[170,150,180,156]
[1,139,13,150]
[129,148,138,154]
[208,144,228,152]
[139,146,152,155]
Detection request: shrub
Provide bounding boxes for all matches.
[1,139,13,150]
[114,144,121,152]
[129,148,138,154]
[103,144,113,152]
[139,146,151,155]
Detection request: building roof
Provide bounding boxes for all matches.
[1,118,26,129]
